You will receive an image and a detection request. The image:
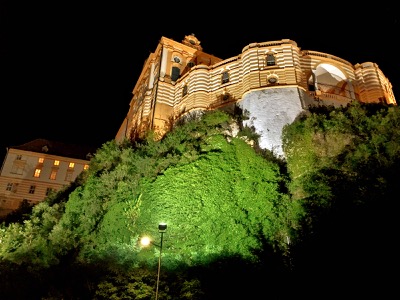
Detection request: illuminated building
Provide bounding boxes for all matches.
[115,34,396,156]
[0,139,95,216]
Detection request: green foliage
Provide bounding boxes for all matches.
[2,102,399,298]
[94,268,155,300]
[7,110,294,263]
[0,199,68,267]
[134,136,293,266]
[94,268,207,300]
[282,101,400,233]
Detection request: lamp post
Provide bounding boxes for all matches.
[155,222,167,300]
[141,223,167,300]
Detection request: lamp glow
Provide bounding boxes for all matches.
[140,236,151,247]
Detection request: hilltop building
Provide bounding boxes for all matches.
[0,139,96,217]
[115,34,396,156]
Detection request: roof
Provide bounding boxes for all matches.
[9,139,98,161]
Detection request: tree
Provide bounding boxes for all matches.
[282,101,400,298]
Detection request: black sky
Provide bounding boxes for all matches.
[1,2,399,160]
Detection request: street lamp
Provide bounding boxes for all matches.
[140,222,167,300]
[155,223,167,300]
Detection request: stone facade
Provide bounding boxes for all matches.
[115,35,397,157]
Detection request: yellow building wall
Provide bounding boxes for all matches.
[115,35,397,144]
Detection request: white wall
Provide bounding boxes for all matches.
[239,87,305,158]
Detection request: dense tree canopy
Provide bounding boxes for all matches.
[1,102,399,299]
[282,101,400,298]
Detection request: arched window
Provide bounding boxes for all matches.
[182,84,188,97]
[266,53,276,66]
[221,71,230,84]
[171,67,180,81]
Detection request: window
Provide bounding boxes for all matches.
[34,168,41,178]
[6,183,13,191]
[5,183,18,194]
[266,53,276,66]
[11,163,24,175]
[29,185,36,194]
[173,56,181,63]
[182,84,188,97]
[68,162,75,169]
[84,164,89,170]
[46,187,55,196]
[54,160,60,166]
[11,156,26,174]
[221,71,230,84]
[171,67,180,81]
[65,171,73,182]
[38,158,44,163]
[50,170,57,180]
[187,61,195,68]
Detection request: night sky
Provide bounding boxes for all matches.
[1,2,399,160]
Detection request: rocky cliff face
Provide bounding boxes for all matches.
[239,87,305,158]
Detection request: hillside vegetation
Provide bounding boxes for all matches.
[1,101,399,299]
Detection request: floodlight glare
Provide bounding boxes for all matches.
[140,236,151,247]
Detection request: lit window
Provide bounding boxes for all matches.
[221,71,230,84]
[50,170,57,180]
[38,158,44,163]
[68,162,75,169]
[34,168,41,178]
[29,185,36,194]
[54,160,60,166]
[84,164,89,170]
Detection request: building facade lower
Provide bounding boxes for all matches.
[0,139,95,217]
